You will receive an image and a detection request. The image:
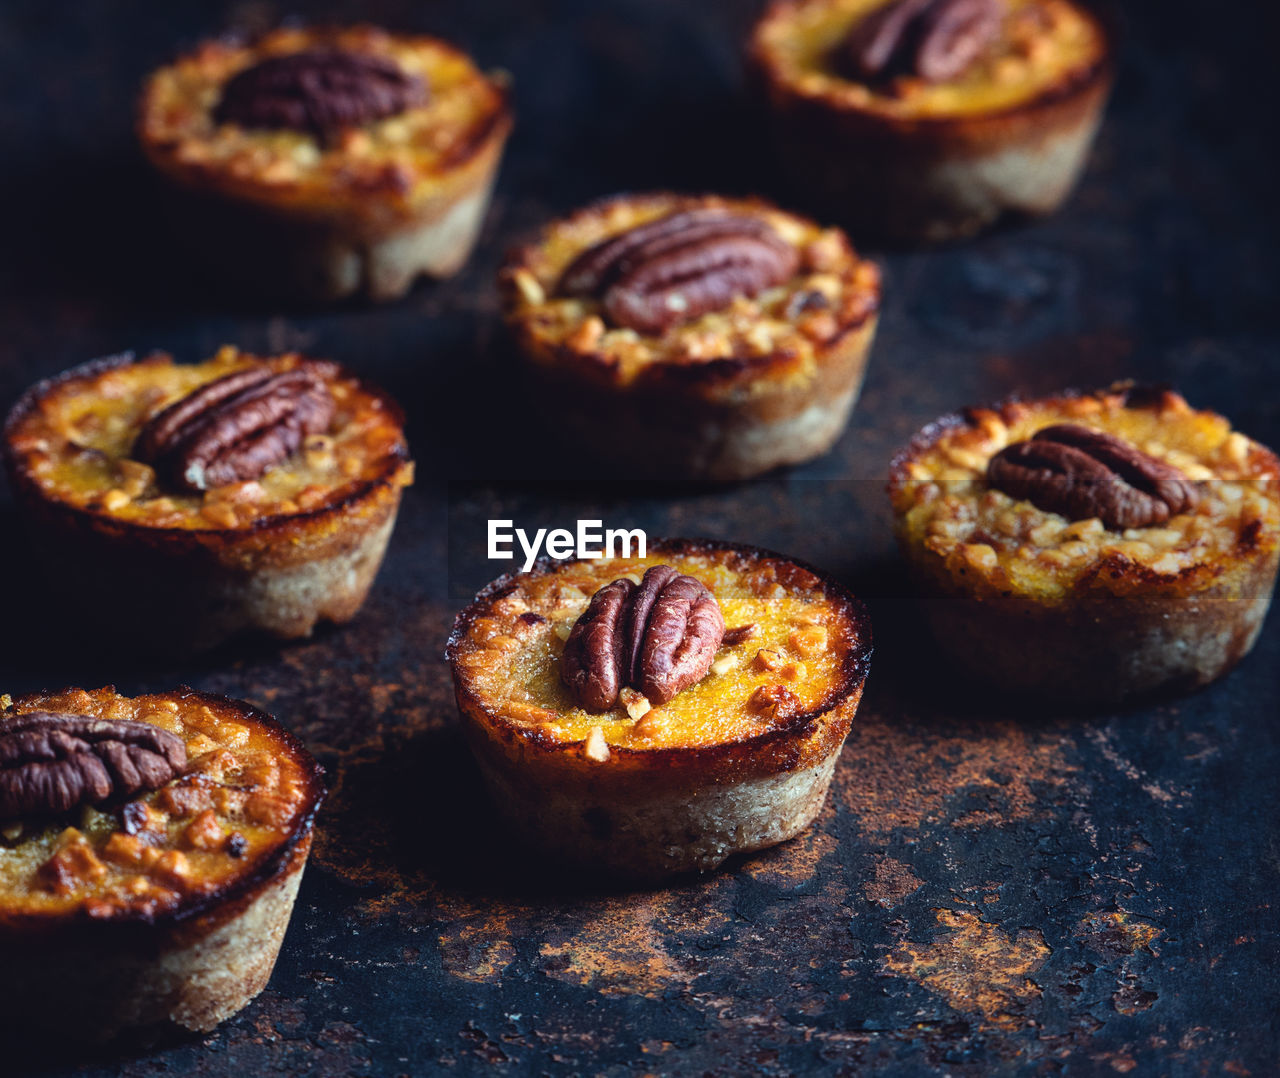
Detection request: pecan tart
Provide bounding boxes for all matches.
[3,347,413,654]
[0,686,324,1038]
[889,385,1280,702]
[499,193,881,479]
[138,25,512,301]
[749,0,1112,241]
[447,540,872,879]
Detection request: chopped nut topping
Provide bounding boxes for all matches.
[620,688,652,721]
[788,626,829,657]
[583,726,610,763]
[753,648,785,672]
[710,652,741,677]
[747,684,802,722]
[182,810,227,850]
[7,349,412,531]
[891,386,1280,597]
[452,547,866,753]
[501,195,878,389]
[38,830,108,895]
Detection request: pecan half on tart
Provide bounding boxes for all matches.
[499,193,881,480]
[2,347,413,654]
[749,0,1113,242]
[889,385,1280,703]
[447,540,872,879]
[0,686,324,1039]
[138,25,512,301]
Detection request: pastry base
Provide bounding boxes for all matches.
[0,837,310,1040]
[163,173,498,303]
[528,315,877,480]
[14,486,404,655]
[904,544,1280,704]
[756,62,1113,243]
[474,742,843,879]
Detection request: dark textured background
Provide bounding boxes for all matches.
[2,1,1278,1074]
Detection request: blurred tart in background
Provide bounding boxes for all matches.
[750,0,1112,241]
[138,25,512,301]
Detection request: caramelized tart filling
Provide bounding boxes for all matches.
[452,548,865,750]
[501,194,879,385]
[0,688,319,921]
[754,0,1106,118]
[139,25,508,208]
[891,387,1280,600]
[5,347,412,531]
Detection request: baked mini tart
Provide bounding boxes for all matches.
[447,539,872,879]
[889,385,1280,702]
[0,686,324,1039]
[749,0,1113,241]
[499,192,881,480]
[3,346,413,654]
[138,25,512,301]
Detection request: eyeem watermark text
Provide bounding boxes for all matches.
[488,520,647,572]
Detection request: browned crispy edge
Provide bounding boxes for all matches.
[1,351,412,571]
[0,687,325,943]
[497,191,881,400]
[886,381,1280,604]
[446,537,874,792]
[747,0,1114,149]
[136,25,514,222]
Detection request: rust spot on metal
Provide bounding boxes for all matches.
[882,909,1051,1029]
[1112,974,1158,1015]
[741,817,839,887]
[863,855,924,909]
[836,712,1074,839]
[440,921,517,984]
[539,886,731,998]
[1075,911,1162,958]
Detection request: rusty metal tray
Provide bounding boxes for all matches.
[1,0,1276,1074]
